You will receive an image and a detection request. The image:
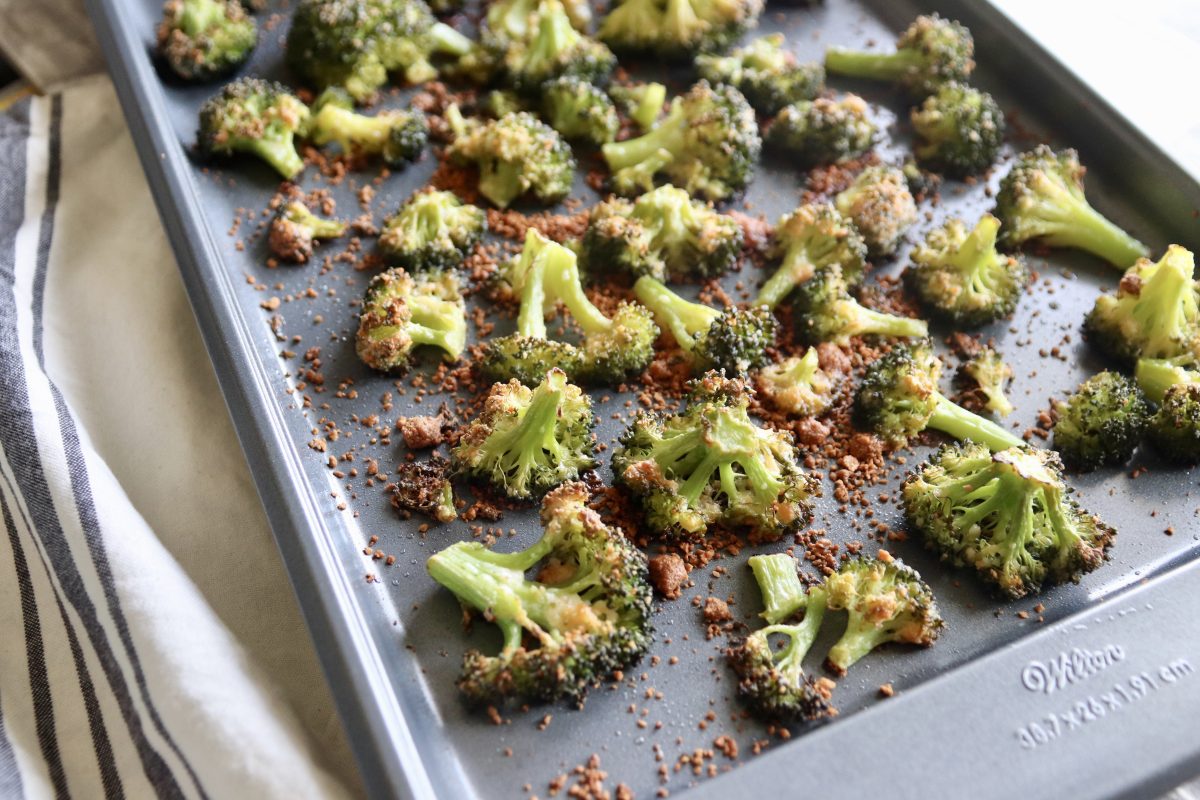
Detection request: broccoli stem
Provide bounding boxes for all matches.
[1136,358,1198,404]
[633,275,717,352]
[756,258,814,310]
[479,160,526,208]
[602,104,684,171]
[748,553,807,624]
[251,137,304,179]
[526,2,578,71]
[838,300,929,339]
[760,589,826,681]
[1048,198,1148,270]
[515,256,550,339]
[312,105,392,152]
[631,84,666,130]
[927,393,1025,451]
[824,47,920,82]
[544,256,613,334]
[430,21,474,56]
[827,615,890,672]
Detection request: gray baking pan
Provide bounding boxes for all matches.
[84,0,1200,797]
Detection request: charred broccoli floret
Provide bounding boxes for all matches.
[1083,245,1200,365]
[156,0,257,80]
[308,88,428,166]
[612,373,819,541]
[268,200,347,263]
[1148,384,1200,464]
[390,456,456,522]
[1135,355,1200,404]
[756,203,868,310]
[905,214,1027,327]
[764,95,874,168]
[755,347,835,417]
[378,189,486,271]
[902,442,1114,598]
[355,268,467,371]
[825,14,974,95]
[542,76,619,146]
[853,341,1025,450]
[601,81,761,201]
[958,346,1015,417]
[480,229,658,385]
[823,553,943,674]
[583,185,743,282]
[609,82,667,131]
[910,82,1004,177]
[834,165,918,258]
[286,0,472,101]
[500,0,616,92]
[598,0,764,59]
[995,145,1148,269]
[446,109,576,208]
[1051,371,1149,471]
[794,265,928,346]
[197,77,309,178]
[452,369,595,498]
[427,481,652,706]
[695,33,824,115]
[633,276,775,375]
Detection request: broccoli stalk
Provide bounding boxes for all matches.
[355,268,467,371]
[824,14,974,95]
[197,77,309,178]
[794,265,928,346]
[755,348,835,418]
[309,89,428,166]
[747,553,808,624]
[1136,356,1200,404]
[609,82,668,131]
[268,201,347,263]
[756,203,868,310]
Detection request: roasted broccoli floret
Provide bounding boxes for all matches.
[1083,245,1200,366]
[755,348,835,418]
[286,0,472,101]
[268,200,347,263]
[1135,355,1200,404]
[1148,384,1200,464]
[379,190,486,271]
[542,76,619,146]
[583,185,743,282]
[427,481,652,706]
[995,145,1148,269]
[834,165,917,258]
[794,265,928,346]
[853,341,1026,450]
[156,0,257,80]
[483,0,592,45]
[197,77,309,178]
[446,109,576,208]
[601,81,761,201]
[958,346,1015,417]
[390,456,456,522]
[756,203,868,310]
[598,0,764,59]
[904,214,1028,327]
[452,369,595,498]
[612,373,819,541]
[764,95,874,168]
[609,82,667,131]
[633,276,775,375]
[902,442,1115,598]
[1051,371,1149,471]
[480,229,658,385]
[308,88,428,166]
[499,0,615,92]
[823,553,943,674]
[825,14,974,95]
[695,33,824,115]
[355,268,467,371]
[910,82,1004,177]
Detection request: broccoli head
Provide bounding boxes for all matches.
[853,341,1026,450]
[601,81,762,201]
[452,369,595,499]
[1135,355,1200,404]
[268,200,347,263]
[755,347,835,417]
[197,77,309,179]
[910,82,1004,178]
[905,214,1028,327]
[1083,245,1200,365]
[483,0,592,46]
[446,109,576,208]
[834,165,918,258]
[633,276,775,375]
[825,13,974,95]
[902,442,1115,598]
[355,268,467,371]
[612,373,819,541]
[427,481,652,706]
[995,145,1148,269]
[583,185,743,282]
[1148,384,1200,465]
[794,265,928,346]
[695,33,824,115]
[608,82,668,132]
[1052,371,1149,471]
[500,0,616,92]
[542,76,620,146]
[286,0,472,101]
[598,0,764,59]
[378,189,486,271]
[756,203,868,310]
[765,95,874,168]
[308,88,428,166]
[390,456,457,522]
[958,346,1015,418]
[156,0,257,81]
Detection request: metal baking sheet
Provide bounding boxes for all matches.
[84,0,1200,797]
